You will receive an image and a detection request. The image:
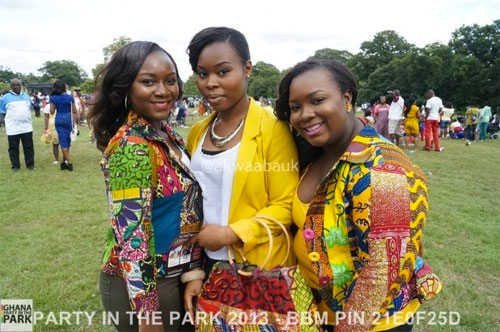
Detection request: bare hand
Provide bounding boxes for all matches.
[184,279,204,328]
[194,225,240,251]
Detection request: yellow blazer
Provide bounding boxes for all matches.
[187,99,299,268]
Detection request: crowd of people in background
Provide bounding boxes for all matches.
[77,28,442,332]
[14,28,500,330]
[0,78,88,172]
[1,76,499,174]
[366,89,498,152]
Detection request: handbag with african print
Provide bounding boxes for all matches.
[196,215,321,332]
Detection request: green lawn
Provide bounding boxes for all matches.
[0,113,498,331]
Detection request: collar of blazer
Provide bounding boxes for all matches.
[189,98,264,221]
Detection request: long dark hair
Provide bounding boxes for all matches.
[88,41,183,151]
[274,59,358,171]
[51,79,67,95]
[405,97,416,117]
[186,26,250,73]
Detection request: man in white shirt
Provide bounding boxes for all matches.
[388,90,404,146]
[0,79,35,171]
[424,90,443,151]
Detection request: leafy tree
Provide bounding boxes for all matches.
[91,63,106,79]
[357,80,381,106]
[80,79,96,94]
[424,42,454,62]
[248,61,281,99]
[447,20,500,109]
[103,36,132,62]
[0,66,16,83]
[92,36,132,79]
[487,58,500,107]
[183,73,199,96]
[38,60,87,86]
[362,51,444,104]
[0,82,9,92]
[308,48,352,63]
[348,30,414,82]
[447,55,488,108]
[449,20,500,67]
[1,67,45,88]
[21,73,44,84]
[351,22,500,111]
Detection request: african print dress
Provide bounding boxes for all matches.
[100,112,202,315]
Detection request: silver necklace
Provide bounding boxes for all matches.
[210,113,245,148]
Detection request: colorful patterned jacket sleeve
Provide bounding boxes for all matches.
[103,134,159,315]
[337,149,418,332]
[304,127,442,330]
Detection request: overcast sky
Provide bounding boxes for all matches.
[1,0,499,82]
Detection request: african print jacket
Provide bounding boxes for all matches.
[302,125,442,331]
[100,111,202,315]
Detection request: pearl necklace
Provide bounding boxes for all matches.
[210,113,245,148]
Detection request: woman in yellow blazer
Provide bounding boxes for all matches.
[183,27,299,318]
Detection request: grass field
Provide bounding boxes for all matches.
[0,112,499,332]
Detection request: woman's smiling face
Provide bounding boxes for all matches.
[288,67,353,149]
[129,51,179,128]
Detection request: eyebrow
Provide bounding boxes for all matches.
[289,89,326,102]
[136,71,176,76]
[197,61,231,69]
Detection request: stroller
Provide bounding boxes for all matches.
[487,122,499,139]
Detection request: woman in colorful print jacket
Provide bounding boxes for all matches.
[88,41,202,332]
[275,59,442,332]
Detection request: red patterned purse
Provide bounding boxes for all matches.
[196,215,321,332]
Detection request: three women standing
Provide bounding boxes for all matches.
[90,32,441,332]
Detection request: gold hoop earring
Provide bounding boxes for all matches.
[124,95,128,109]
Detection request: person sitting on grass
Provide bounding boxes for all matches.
[450,118,464,139]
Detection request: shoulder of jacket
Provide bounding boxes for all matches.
[376,142,426,181]
[257,107,283,131]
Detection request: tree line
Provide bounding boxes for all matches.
[185,20,500,113]
[2,20,499,113]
